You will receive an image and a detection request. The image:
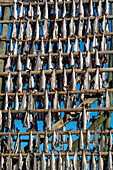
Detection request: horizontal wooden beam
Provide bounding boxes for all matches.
[0,129,113,136]
[0,152,113,157]
[1,107,113,113]
[0,88,112,96]
[0,50,113,59]
[1,68,113,76]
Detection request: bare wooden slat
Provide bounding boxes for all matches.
[0,88,113,97]
[0,33,113,43]
[0,68,113,76]
[1,107,113,114]
[0,50,113,59]
[0,152,112,157]
[0,129,113,136]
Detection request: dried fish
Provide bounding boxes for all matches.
[43,19,48,39]
[62,18,67,38]
[21,91,27,110]
[7,132,13,152]
[84,70,89,90]
[29,130,33,152]
[26,19,32,41]
[79,51,83,69]
[17,71,23,92]
[44,129,48,153]
[8,108,11,131]
[86,129,90,150]
[58,52,63,70]
[108,130,112,151]
[73,151,78,169]
[36,0,41,19]
[94,68,99,90]
[15,92,19,110]
[13,0,17,19]
[105,0,109,15]
[41,152,46,170]
[19,2,24,18]
[17,53,22,71]
[4,92,8,110]
[65,152,69,170]
[35,54,42,71]
[74,36,79,52]
[78,130,83,150]
[85,51,90,68]
[50,151,55,170]
[28,2,34,19]
[26,153,30,170]
[29,74,34,89]
[51,69,56,90]
[18,153,23,170]
[79,0,84,17]
[85,36,90,52]
[97,0,102,16]
[78,19,83,37]
[48,53,53,70]
[18,21,24,46]
[106,89,110,108]
[95,49,100,67]
[24,110,30,129]
[71,67,76,91]
[81,150,87,170]
[58,152,62,170]
[35,18,40,40]
[98,154,103,170]
[71,0,76,17]
[53,19,58,39]
[12,20,16,38]
[69,17,75,37]
[13,132,20,153]
[91,153,96,170]
[44,0,48,19]
[6,72,13,93]
[35,133,40,152]
[40,70,46,92]
[44,89,49,109]
[62,0,66,18]
[108,151,112,169]
[89,0,93,16]
[1,153,4,169]
[81,106,87,130]
[5,54,11,72]
[93,16,98,34]
[28,92,35,110]
[41,37,45,54]
[86,18,91,34]
[67,37,71,53]
[53,90,58,109]
[54,0,58,19]
[47,109,52,131]
[6,153,12,170]
[68,132,72,151]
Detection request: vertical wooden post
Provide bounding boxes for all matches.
[0,6,10,109]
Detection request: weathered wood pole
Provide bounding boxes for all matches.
[0,6,10,109]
